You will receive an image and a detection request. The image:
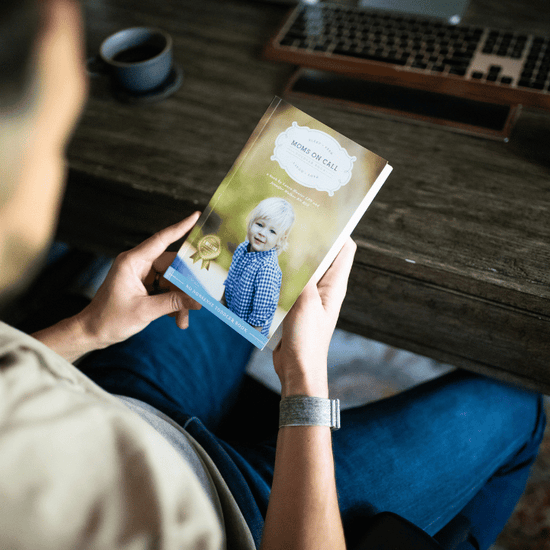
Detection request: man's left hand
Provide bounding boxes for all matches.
[33,212,201,361]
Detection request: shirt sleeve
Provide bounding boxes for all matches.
[247,264,282,327]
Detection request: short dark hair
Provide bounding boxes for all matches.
[0,0,43,110]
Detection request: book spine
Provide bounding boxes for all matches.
[310,163,393,283]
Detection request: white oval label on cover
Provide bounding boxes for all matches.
[271,122,357,196]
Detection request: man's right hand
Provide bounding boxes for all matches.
[273,237,357,399]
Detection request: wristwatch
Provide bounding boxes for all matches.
[279,396,341,431]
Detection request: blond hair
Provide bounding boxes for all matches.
[247,197,295,253]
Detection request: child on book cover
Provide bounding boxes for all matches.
[221,197,295,337]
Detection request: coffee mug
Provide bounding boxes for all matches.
[97,27,173,94]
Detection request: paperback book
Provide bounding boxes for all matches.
[164,97,393,349]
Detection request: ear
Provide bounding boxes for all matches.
[276,233,288,253]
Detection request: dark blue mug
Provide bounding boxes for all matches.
[98,27,173,94]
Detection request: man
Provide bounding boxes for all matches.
[0,2,353,547]
[0,1,545,549]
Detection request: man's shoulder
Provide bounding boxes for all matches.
[0,323,224,550]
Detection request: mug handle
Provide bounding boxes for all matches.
[86,55,107,77]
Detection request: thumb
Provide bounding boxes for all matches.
[145,290,188,320]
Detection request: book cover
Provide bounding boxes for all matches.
[164,97,393,349]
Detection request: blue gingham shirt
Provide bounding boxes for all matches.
[223,241,282,336]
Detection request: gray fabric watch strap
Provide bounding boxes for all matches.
[279,396,341,431]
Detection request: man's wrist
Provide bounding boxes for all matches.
[281,385,329,399]
[32,313,103,363]
[72,309,110,351]
[279,368,329,399]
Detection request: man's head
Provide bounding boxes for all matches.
[0,0,87,306]
[0,0,42,209]
[246,197,295,254]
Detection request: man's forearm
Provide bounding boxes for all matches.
[32,314,102,363]
[260,425,346,550]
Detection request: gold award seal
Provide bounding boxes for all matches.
[190,235,221,270]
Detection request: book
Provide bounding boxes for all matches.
[164,97,393,349]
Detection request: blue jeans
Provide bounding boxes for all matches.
[78,309,546,550]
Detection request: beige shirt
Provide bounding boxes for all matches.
[0,322,254,550]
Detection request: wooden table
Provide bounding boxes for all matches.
[59,0,550,392]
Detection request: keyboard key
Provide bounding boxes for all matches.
[501,76,513,84]
[446,56,470,66]
[449,66,467,75]
[334,48,407,65]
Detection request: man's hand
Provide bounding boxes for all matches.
[33,213,202,362]
[273,237,357,398]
